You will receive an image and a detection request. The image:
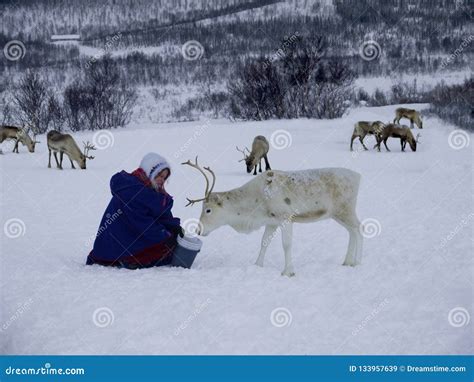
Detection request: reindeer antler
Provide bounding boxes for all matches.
[203,166,216,195]
[83,141,96,159]
[236,146,250,162]
[181,156,215,207]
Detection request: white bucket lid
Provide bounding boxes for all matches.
[177,235,203,251]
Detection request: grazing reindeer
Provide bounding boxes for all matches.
[182,157,363,277]
[47,130,96,169]
[374,124,420,152]
[236,135,271,175]
[394,107,423,129]
[0,125,38,153]
[350,121,385,151]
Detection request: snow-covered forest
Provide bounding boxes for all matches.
[0,0,472,356]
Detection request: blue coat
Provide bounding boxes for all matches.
[89,170,181,265]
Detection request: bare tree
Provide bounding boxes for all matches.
[63,55,137,131]
[12,71,48,133]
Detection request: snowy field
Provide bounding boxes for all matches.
[0,104,472,355]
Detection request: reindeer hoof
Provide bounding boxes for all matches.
[281,270,295,277]
[343,260,357,267]
[255,261,264,267]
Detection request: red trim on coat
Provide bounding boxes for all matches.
[87,237,177,269]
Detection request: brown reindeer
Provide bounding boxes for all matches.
[47,130,96,169]
[350,121,385,151]
[374,124,420,152]
[236,135,271,175]
[394,107,423,129]
[0,125,38,153]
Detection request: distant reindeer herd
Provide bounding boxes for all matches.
[351,107,422,153]
[1,106,423,173]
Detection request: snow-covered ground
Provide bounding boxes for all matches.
[0,104,472,355]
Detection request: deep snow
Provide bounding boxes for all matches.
[0,104,472,355]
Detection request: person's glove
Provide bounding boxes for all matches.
[169,225,185,238]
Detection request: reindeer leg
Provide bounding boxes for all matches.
[281,223,295,277]
[264,154,271,170]
[335,214,363,266]
[53,152,61,169]
[258,159,262,173]
[59,152,64,170]
[359,134,368,150]
[410,120,414,129]
[350,135,356,151]
[13,139,19,153]
[255,225,278,267]
[401,139,406,151]
[374,136,382,152]
[383,138,390,152]
[69,156,76,169]
[48,149,51,168]
[253,165,257,175]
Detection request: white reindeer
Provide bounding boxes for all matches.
[182,157,363,277]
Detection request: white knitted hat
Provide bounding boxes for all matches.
[139,153,171,180]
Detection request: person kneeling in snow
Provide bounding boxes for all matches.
[86,153,184,269]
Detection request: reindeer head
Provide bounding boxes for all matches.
[406,130,419,152]
[80,141,96,169]
[16,128,39,153]
[415,113,423,129]
[182,156,225,236]
[236,146,256,173]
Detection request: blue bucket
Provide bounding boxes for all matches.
[171,235,203,268]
